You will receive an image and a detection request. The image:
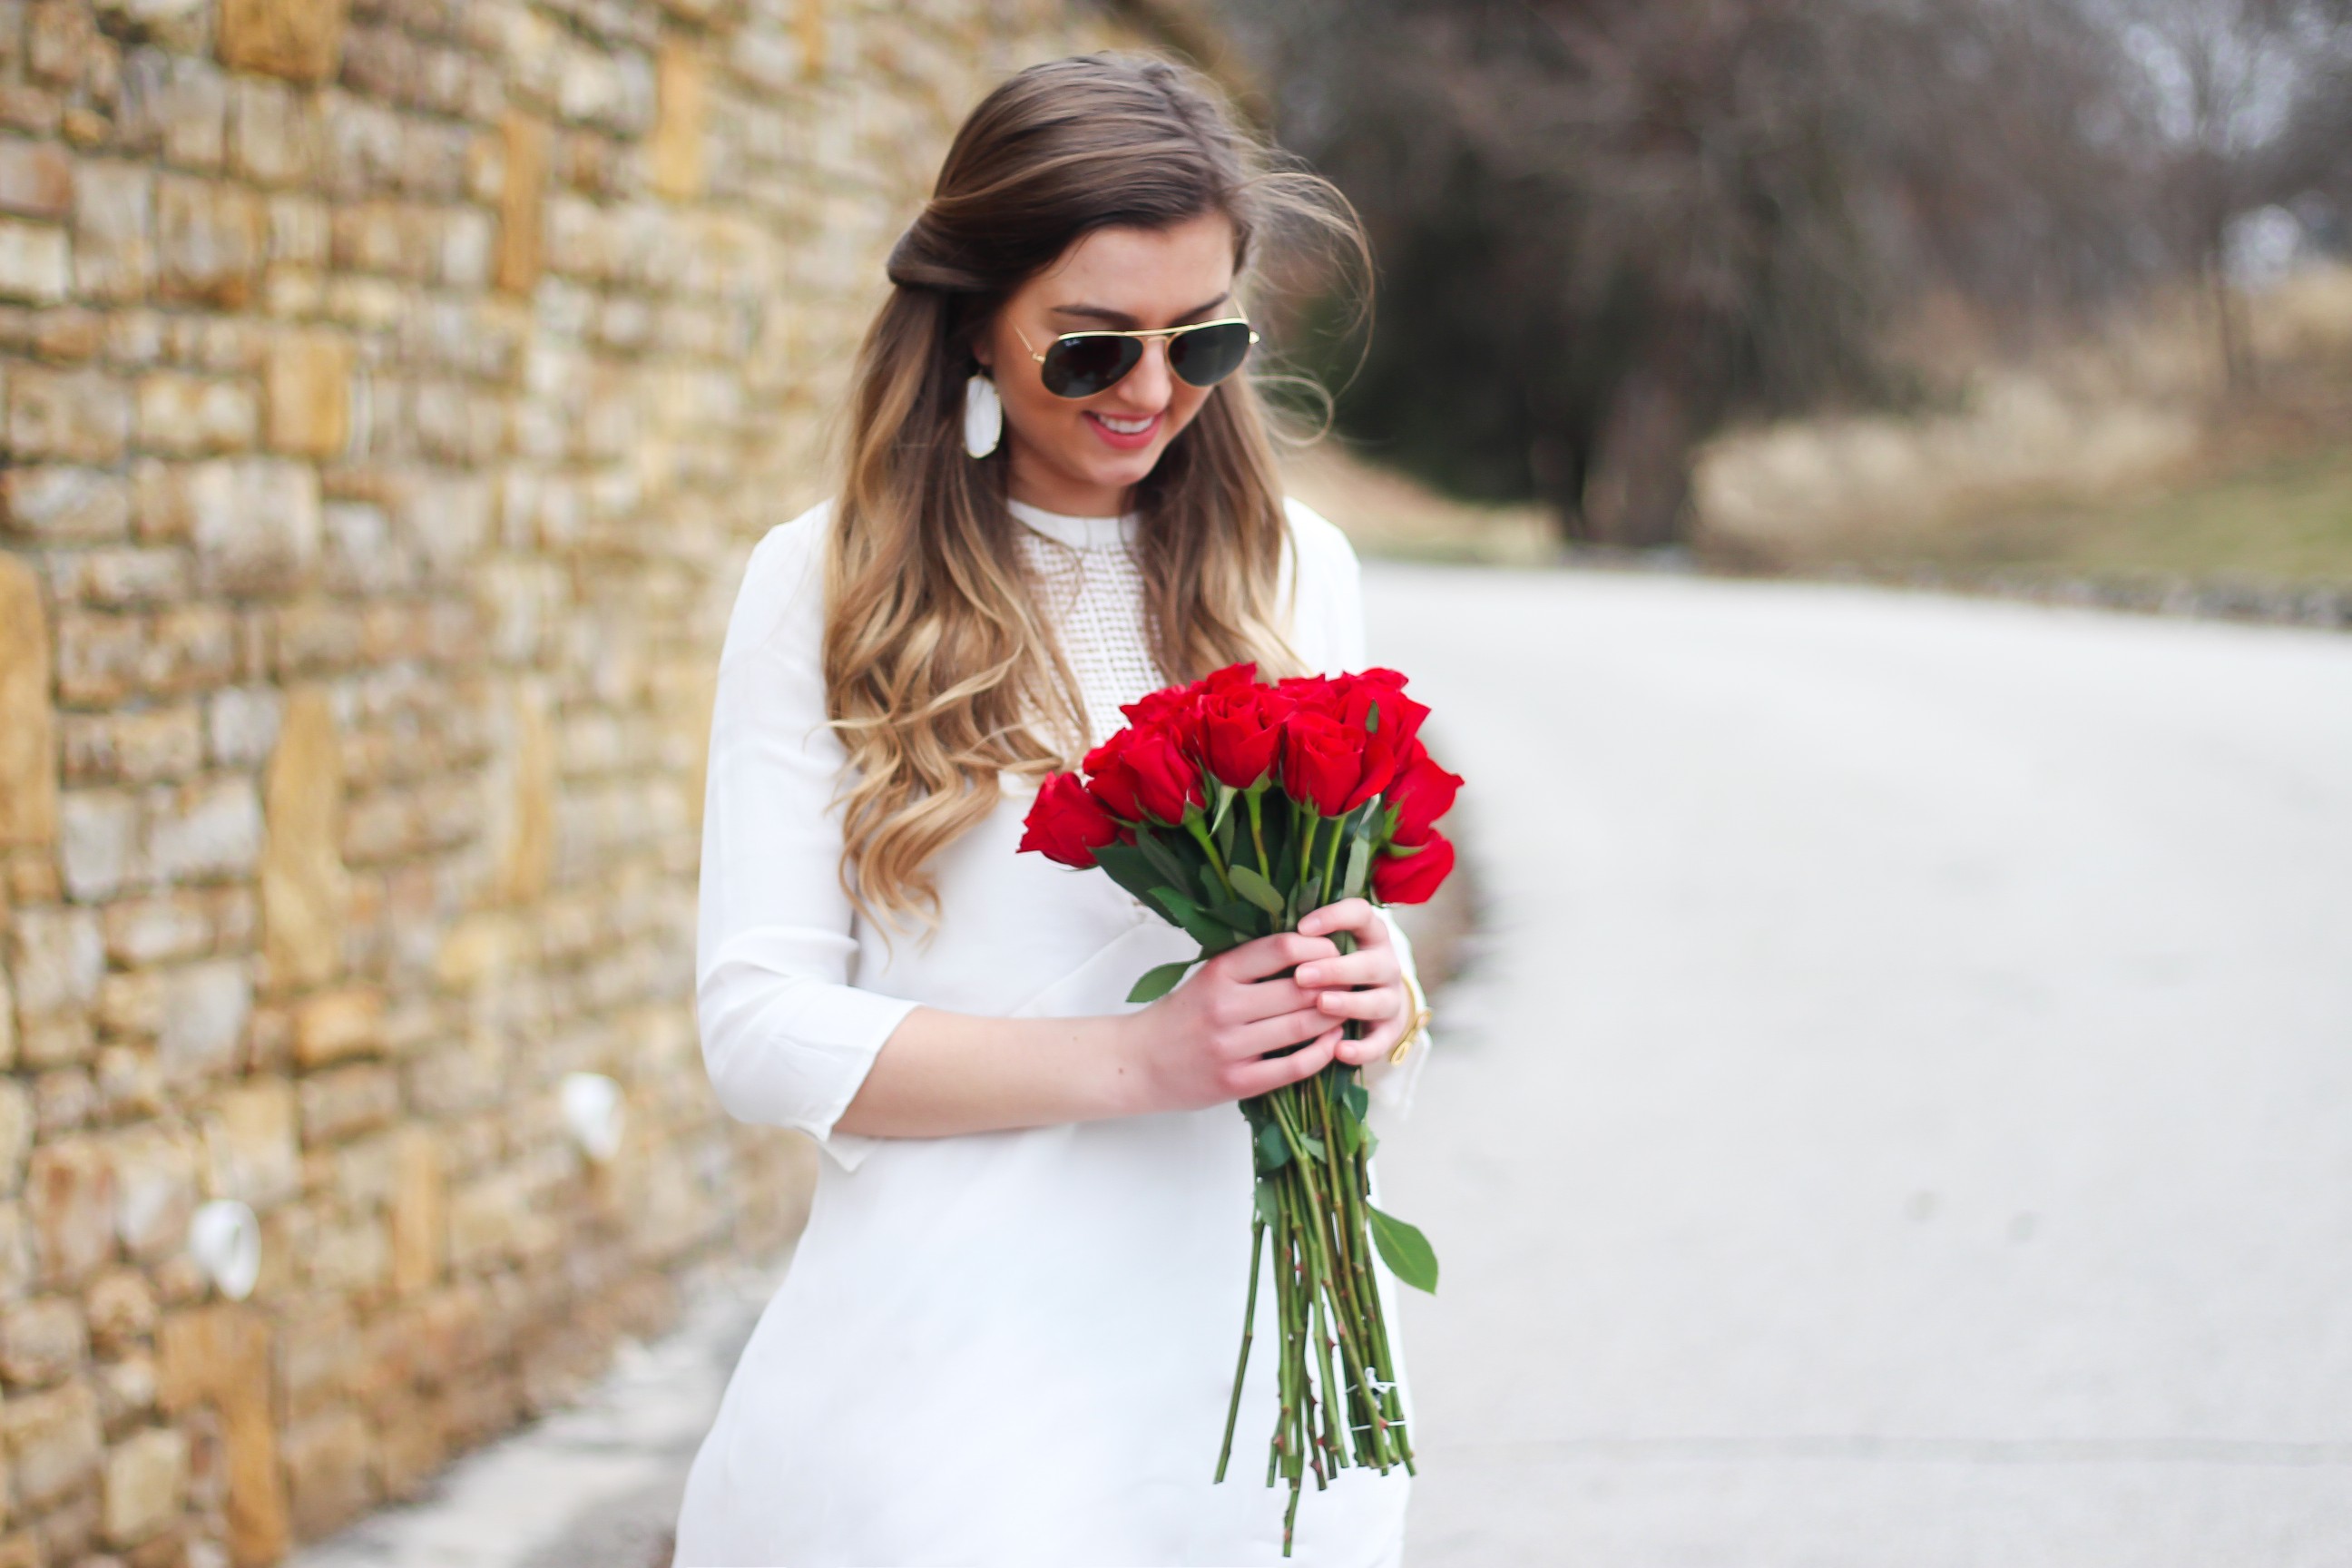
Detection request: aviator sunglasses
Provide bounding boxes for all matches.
[1013,317,1260,399]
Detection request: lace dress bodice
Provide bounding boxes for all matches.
[1007,496,1168,750]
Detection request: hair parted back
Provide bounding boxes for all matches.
[823,49,1370,931]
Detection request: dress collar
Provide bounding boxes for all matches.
[1007,496,1139,553]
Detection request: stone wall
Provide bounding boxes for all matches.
[0,2,1149,1563]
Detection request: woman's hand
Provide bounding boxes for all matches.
[1292,898,1414,1069]
[1121,931,1348,1112]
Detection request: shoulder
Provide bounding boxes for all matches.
[1280,495,1361,588]
[720,498,832,669]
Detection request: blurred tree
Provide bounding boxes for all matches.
[1219,0,2174,546]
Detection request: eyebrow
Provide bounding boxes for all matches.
[1048,291,1232,328]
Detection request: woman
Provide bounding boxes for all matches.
[673,52,1434,1567]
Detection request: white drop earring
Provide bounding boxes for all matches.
[963,372,1003,459]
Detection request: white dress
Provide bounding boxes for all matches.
[672,495,1431,1567]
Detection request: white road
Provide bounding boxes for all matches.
[1363,565,2352,1565]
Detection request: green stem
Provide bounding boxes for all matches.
[1184,813,1236,903]
[1216,1214,1265,1484]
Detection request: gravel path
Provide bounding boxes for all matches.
[1364,565,2352,1565]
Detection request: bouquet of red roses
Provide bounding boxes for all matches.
[1018,661,1460,1553]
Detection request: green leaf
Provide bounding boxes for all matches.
[1339,1078,1370,1122]
[1210,783,1236,836]
[1338,1115,1363,1157]
[1367,1205,1439,1293]
[1252,1180,1280,1228]
[1210,899,1266,935]
[1297,1132,1327,1161]
[1125,959,1197,1004]
[1254,1121,1291,1172]
[1134,831,1194,899]
[1226,862,1287,916]
[1343,829,1371,900]
[1149,885,1204,924]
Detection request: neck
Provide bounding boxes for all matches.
[1005,446,1131,518]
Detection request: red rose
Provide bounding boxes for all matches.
[1082,731,1146,822]
[1198,681,1293,789]
[1333,671,1432,810]
[1383,748,1463,846]
[1370,829,1455,904]
[1280,710,1363,818]
[1018,772,1120,868]
[1122,726,1205,823]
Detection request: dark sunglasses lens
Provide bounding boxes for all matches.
[1168,321,1254,387]
[1042,336,1142,398]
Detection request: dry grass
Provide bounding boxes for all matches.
[1692,264,2352,589]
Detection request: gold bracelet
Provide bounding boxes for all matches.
[1389,969,1431,1065]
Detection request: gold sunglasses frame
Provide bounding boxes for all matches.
[1011,317,1261,397]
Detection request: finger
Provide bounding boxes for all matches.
[1230,1007,1343,1060]
[1229,1028,1341,1099]
[1292,948,1401,991]
[1220,931,1341,984]
[1313,985,1405,1023]
[1297,898,1389,945]
[1335,1016,1406,1067]
[1218,976,1317,1024]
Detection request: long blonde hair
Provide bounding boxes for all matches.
[823,52,1369,929]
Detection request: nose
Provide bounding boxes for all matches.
[1106,338,1174,411]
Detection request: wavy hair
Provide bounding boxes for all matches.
[823,51,1369,930]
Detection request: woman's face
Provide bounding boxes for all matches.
[975,211,1239,517]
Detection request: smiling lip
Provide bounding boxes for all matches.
[1083,410,1163,450]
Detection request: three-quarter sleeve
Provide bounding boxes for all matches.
[1280,499,1437,1122]
[695,507,918,1172]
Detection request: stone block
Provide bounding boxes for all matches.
[230,76,318,188]
[0,1294,87,1386]
[9,367,132,465]
[103,1425,186,1547]
[2,465,132,542]
[292,986,377,1066]
[0,1083,30,1194]
[220,0,349,84]
[280,1406,370,1542]
[26,1136,115,1286]
[260,689,346,990]
[198,1080,298,1210]
[262,331,348,457]
[85,1269,158,1353]
[10,904,103,1018]
[182,456,322,595]
[651,42,706,201]
[103,895,210,967]
[0,136,72,219]
[154,1306,287,1564]
[135,372,260,456]
[60,706,205,786]
[0,555,58,846]
[495,113,546,296]
[46,546,191,611]
[59,787,141,901]
[389,1125,442,1294]
[154,177,264,309]
[0,217,69,303]
[145,776,263,884]
[73,160,152,302]
[297,1061,397,1144]
[206,685,281,770]
[5,1377,101,1507]
[111,1126,197,1261]
[158,959,250,1083]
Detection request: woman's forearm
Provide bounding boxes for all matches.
[830,1005,1148,1140]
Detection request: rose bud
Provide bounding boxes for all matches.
[1370,829,1455,905]
[1281,710,1364,818]
[1018,772,1121,868]
[1384,749,1464,847]
[1124,726,1207,823]
[1199,682,1293,789]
